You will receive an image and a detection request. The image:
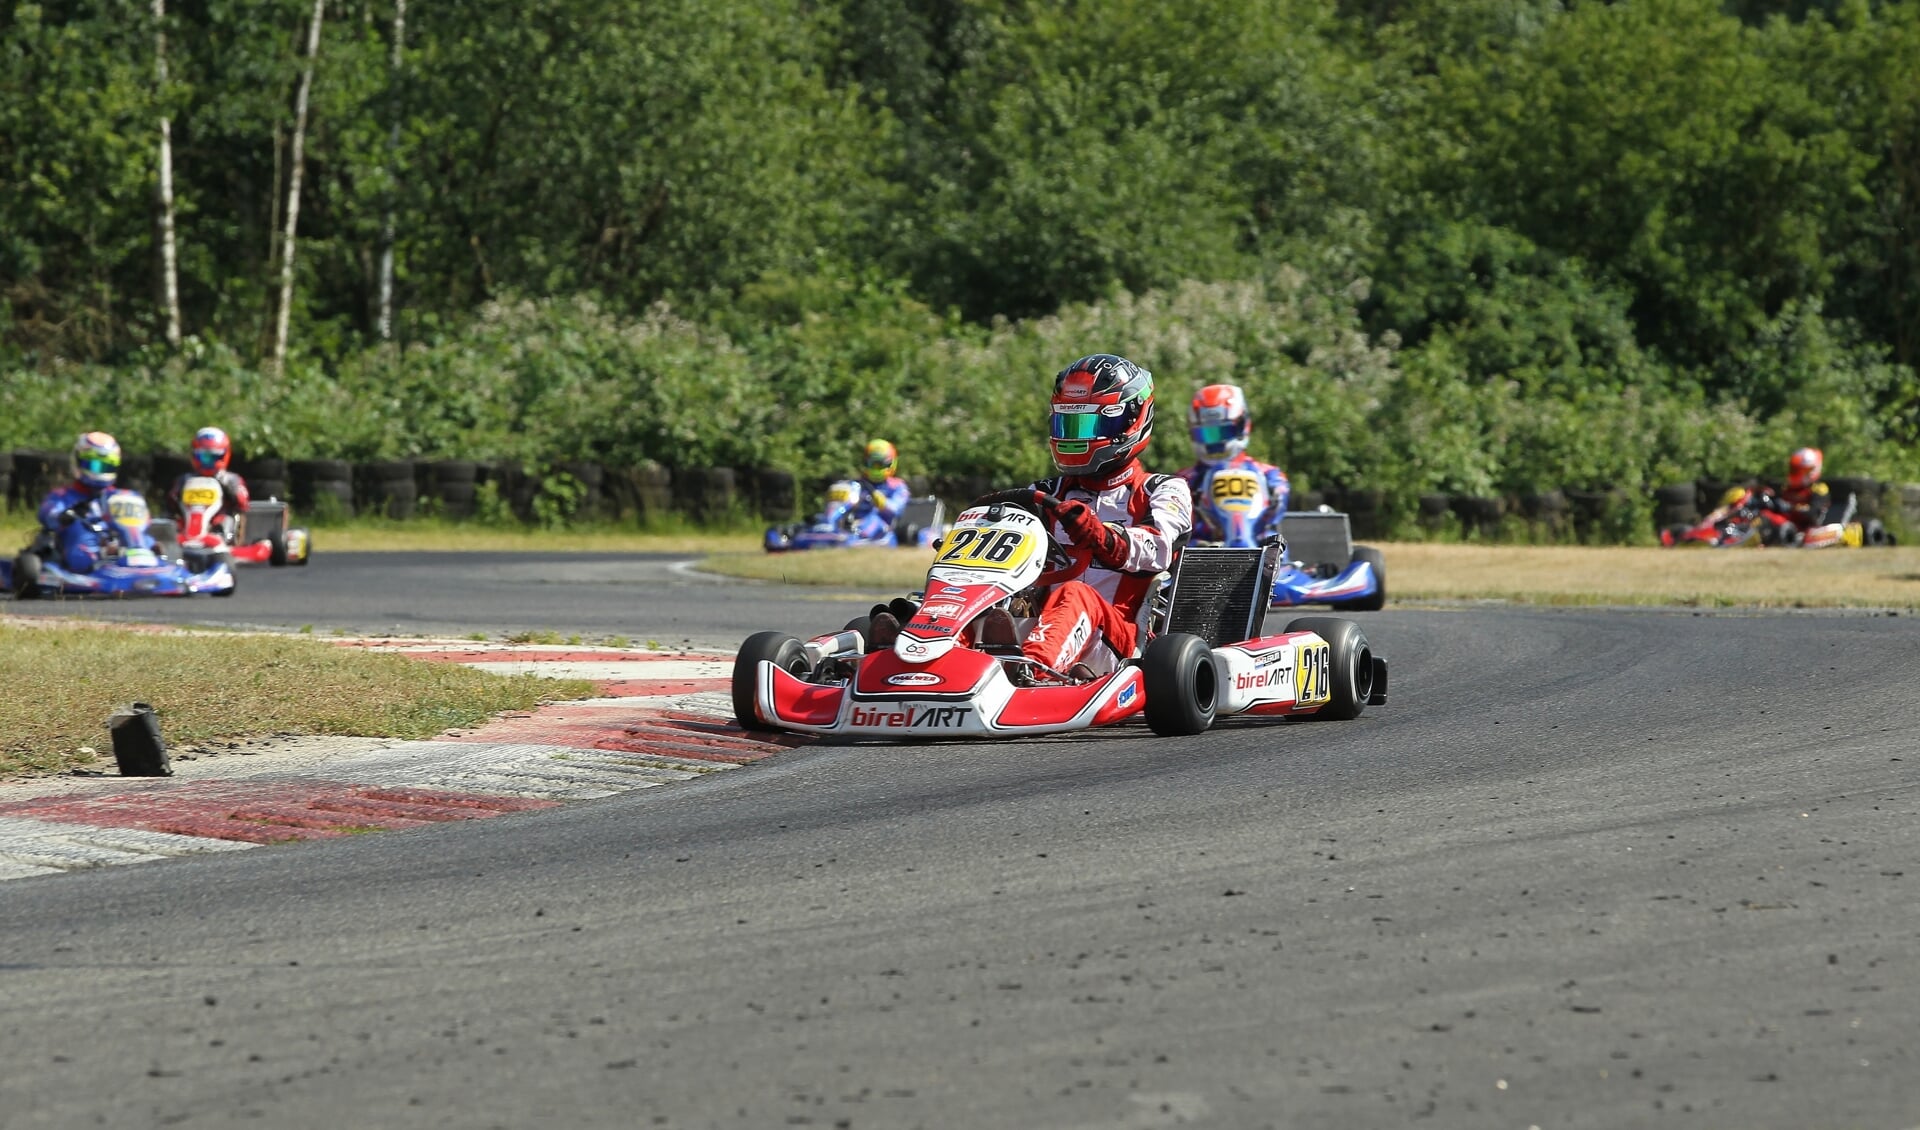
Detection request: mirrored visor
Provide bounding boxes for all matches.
[1051,409,1131,440]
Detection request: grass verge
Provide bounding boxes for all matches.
[698,542,1920,609]
[0,620,594,777]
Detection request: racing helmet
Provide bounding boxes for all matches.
[72,431,121,489]
[1049,354,1154,478]
[863,439,898,484]
[1786,447,1823,491]
[1188,384,1250,464]
[191,426,233,474]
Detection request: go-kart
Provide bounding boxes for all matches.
[2,491,235,598]
[1660,484,1895,549]
[168,474,311,567]
[765,479,948,552]
[733,494,1387,739]
[1190,462,1386,611]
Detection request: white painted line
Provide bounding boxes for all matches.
[464,660,732,680]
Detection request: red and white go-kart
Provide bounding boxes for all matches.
[732,495,1387,739]
[160,474,311,568]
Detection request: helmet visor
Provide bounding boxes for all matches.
[191,448,223,470]
[1190,422,1244,448]
[77,454,119,477]
[1051,408,1133,440]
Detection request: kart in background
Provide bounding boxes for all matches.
[166,474,311,567]
[2,491,235,598]
[734,495,1387,740]
[1660,484,1895,549]
[765,479,948,552]
[1189,462,1386,611]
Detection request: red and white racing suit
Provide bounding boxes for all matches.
[1020,462,1193,671]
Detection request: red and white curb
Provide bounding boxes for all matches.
[0,640,792,882]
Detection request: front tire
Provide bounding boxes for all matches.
[12,551,42,599]
[1334,546,1387,611]
[1283,616,1374,721]
[732,631,812,732]
[1141,632,1218,736]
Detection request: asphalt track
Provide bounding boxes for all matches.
[4,553,1920,1128]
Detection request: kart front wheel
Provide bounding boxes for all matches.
[1141,632,1217,737]
[732,631,812,732]
[1283,616,1375,721]
[1334,546,1387,612]
[11,551,42,599]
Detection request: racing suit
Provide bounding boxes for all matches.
[1021,462,1193,671]
[851,475,911,540]
[37,483,156,573]
[167,470,251,540]
[1179,454,1290,545]
[1768,481,1832,529]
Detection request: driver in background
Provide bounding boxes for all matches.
[849,439,911,536]
[36,431,154,572]
[1177,383,1290,545]
[1766,446,1832,529]
[166,426,251,540]
[877,355,1191,681]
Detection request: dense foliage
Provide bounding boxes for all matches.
[5,0,1919,521]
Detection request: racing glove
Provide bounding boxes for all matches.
[58,508,78,528]
[1046,496,1129,570]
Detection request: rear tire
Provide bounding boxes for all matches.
[12,551,42,599]
[1334,546,1387,611]
[1283,616,1374,721]
[732,631,812,733]
[1141,632,1218,736]
[268,529,288,567]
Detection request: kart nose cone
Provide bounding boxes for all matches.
[894,633,955,664]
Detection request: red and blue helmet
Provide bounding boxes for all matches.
[191,426,232,474]
[1049,354,1154,478]
[1188,384,1250,464]
[72,431,122,488]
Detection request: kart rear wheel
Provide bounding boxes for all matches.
[732,631,812,733]
[268,528,288,566]
[1141,632,1217,736]
[1283,616,1374,721]
[12,551,42,599]
[1333,546,1387,612]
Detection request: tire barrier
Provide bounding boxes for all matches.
[753,468,797,522]
[289,459,355,519]
[1653,482,1699,530]
[355,460,418,520]
[0,457,13,510]
[426,460,479,519]
[555,461,606,522]
[151,452,193,491]
[1415,493,1451,533]
[1292,489,1325,513]
[1826,476,1881,521]
[234,455,287,504]
[672,467,735,520]
[1342,488,1386,539]
[1519,489,1569,537]
[1450,495,1506,540]
[10,450,62,509]
[116,453,154,499]
[1899,484,1920,531]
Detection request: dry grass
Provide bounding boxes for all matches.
[0,620,593,776]
[699,542,1920,609]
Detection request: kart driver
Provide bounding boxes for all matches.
[166,426,251,539]
[874,354,1192,681]
[1178,383,1290,544]
[36,431,156,572]
[850,439,911,535]
[1767,446,1832,528]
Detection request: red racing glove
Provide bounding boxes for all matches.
[1045,496,1129,570]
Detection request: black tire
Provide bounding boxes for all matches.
[12,551,42,599]
[1141,632,1218,736]
[842,615,871,639]
[899,523,921,547]
[1864,519,1892,547]
[1333,546,1387,611]
[732,631,812,732]
[268,528,288,567]
[1283,616,1375,721]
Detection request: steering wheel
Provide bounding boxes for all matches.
[969,488,1049,519]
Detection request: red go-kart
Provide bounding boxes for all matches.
[1661,484,1893,549]
[163,474,312,567]
[733,496,1387,739]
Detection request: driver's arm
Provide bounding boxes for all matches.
[1119,476,1194,574]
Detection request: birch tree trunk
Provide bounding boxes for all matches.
[153,0,181,346]
[376,0,406,341]
[271,0,326,374]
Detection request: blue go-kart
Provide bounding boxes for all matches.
[765,480,949,553]
[1188,464,1386,611]
[3,491,235,599]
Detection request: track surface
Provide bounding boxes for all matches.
[4,556,1920,1128]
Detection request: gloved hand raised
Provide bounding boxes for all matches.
[1044,495,1129,570]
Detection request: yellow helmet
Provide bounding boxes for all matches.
[863,439,898,483]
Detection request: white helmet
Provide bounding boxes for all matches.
[1188,384,1250,464]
